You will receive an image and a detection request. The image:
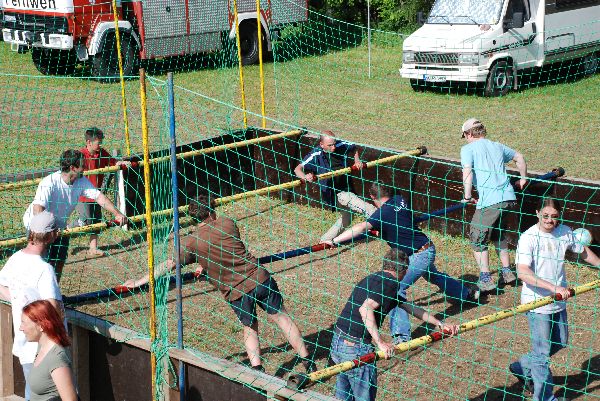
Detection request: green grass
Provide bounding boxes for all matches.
[1,35,599,180]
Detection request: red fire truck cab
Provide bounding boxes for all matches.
[2,0,308,80]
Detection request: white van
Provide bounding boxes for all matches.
[399,0,600,96]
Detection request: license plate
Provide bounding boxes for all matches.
[423,75,447,83]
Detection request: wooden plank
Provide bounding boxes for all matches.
[70,325,90,401]
[66,308,335,401]
[0,304,15,397]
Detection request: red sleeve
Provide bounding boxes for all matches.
[101,148,118,167]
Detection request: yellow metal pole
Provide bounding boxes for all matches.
[289,279,600,388]
[111,0,132,156]
[256,0,266,128]
[0,145,425,249]
[233,0,248,128]
[215,147,426,206]
[0,130,302,191]
[140,69,157,401]
[0,206,188,249]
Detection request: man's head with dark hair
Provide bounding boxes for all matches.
[539,197,562,215]
[188,194,215,222]
[382,248,409,278]
[369,181,393,200]
[85,127,104,142]
[60,150,83,173]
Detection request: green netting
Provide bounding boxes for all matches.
[1,0,600,400]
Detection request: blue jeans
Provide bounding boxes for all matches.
[389,245,470,341]
[511,310,568,401]
[330,331,377,401]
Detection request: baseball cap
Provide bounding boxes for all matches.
[461,118,483,137]
[29,211,57,234]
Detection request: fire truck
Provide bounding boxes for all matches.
[1,0,308,80]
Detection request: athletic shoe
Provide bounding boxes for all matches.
[251,364,266,373]
[500,268,517,286]
[509,362,534,395]
[477,277,497,292]
[467,287,481,303]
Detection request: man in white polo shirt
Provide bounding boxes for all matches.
[0,211,63,401]
[23,149,127,280]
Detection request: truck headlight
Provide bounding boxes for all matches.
[458,53,479,65]
[403,51,415,63]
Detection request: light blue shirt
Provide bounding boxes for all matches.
[461,138,517,209]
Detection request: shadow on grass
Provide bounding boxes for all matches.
[468,354,600,401]
[410,59,597,96]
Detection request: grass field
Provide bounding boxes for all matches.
[0,35,599,180]
[1,28,600,401]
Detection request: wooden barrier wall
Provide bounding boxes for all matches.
[121,127,598,251]
[0,303,336,401]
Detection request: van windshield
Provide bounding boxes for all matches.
[427,0,505,25]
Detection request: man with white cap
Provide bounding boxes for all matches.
[23,149,127,279]
[0,211,63,401]
[460,118,528,292]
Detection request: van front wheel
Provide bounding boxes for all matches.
[484,60,513,97]
[410,79,425,91]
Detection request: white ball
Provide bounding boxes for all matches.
[573,228,593,247]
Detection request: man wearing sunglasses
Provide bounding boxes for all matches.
[509,198,599,401]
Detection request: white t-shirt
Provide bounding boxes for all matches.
[0,250,62,364]
[23,171,100,229]
[516,224,583,314]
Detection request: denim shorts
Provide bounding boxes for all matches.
[228,276,283,327]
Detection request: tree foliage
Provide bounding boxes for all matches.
[310,0,436,31]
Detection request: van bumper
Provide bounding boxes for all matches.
[399,65,489,83]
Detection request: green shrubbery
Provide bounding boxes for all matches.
[310,0,435,32]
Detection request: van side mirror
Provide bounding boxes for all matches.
[416,11,427,26]
[512,12,524,28]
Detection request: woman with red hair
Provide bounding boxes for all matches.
[20,300,77,401]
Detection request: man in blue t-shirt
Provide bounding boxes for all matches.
[331,247,458,401]
[294,131,376,243]
[460,118,528,292]
[327,181,478,344]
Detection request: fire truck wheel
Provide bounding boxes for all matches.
[238,22,269,66]
[32,48,77,76]
[92,33,138,82]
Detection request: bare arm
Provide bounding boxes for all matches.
[123,259,176,288]
[359,298,394,359]
[512,152,528,189]
[399,304,458,335]
[51,366,78,401]
[353,150,364,170]
[95,193,126,225]
[462,166,474,200]
[0,285,10,302]
[294,163,314,182]
[516,263,571,300]
[329,221,372,246]
[581,247,600,267]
